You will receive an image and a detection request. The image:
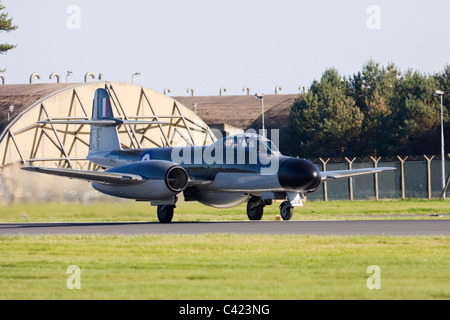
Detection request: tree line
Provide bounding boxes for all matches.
[0,1,17,72]
[285,60,450,158]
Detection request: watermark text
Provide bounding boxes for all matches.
[367,265,381,290]
[66,265,81,290]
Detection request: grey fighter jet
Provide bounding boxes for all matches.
[22,89,395,223]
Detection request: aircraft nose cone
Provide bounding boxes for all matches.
[278,158,322,191]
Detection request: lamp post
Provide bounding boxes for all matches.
[132,72,141,84]
[255,93,265,138]
[434,90,446,198]
[7,105,14,121]
[66,71,73,84]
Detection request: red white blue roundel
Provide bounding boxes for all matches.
[141,153,151,161]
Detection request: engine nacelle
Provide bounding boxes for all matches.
[92,160,188,201]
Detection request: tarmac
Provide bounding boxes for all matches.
[1,220,449,236]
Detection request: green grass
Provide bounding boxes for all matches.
[0,199,449,300]
[0,235,449,300]
[0,199,449,223]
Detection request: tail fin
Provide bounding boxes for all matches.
[36,88,168,156]
[89,89,121,154]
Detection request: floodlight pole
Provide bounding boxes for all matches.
[440,93,445,198]
[434,90,446,198]
[255,93,265,138]
[66,71,73,84]
[132,72,141,84]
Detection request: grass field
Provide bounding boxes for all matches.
[0,234,449,300]
[0,199,449,300]
[0,198,449,222]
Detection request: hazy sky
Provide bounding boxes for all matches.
[1,0,450,96]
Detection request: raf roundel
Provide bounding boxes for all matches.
[141,154,151,161]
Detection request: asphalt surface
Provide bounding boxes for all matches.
[0,220,449,236]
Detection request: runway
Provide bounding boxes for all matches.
[1,220,449,236]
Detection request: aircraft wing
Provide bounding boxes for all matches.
[22,166,144,185]
[321,167,396,181]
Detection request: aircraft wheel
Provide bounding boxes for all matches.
[279,201,293,221]
[247,196,264,221]
[157,205,175,223]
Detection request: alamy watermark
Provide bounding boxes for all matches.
[169,129,280,176]
[67,265,81,290]
[366,265,381,290]
[367,5,381,30]
[66,5,81,30]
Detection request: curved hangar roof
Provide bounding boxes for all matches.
[0,82,216,169]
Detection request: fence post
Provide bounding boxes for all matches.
[345,157,356,201]
[319,158,330,201]
[424,155,435,200]
[370,156,381,200]
[441,173,450,199]
[397,156,408,199]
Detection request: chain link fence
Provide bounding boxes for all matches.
[1,156,449,204]
[307,156,450,201]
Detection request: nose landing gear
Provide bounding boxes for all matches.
[279,201,294,221]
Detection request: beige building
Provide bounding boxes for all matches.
[0,82,216,203]
[0,82,298,203]
[0,82,216,170]
[174,94,297,134]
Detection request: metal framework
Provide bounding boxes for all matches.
[0,82,216,170]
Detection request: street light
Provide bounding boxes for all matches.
[7,105,14,121]
[434,90,446,198]
[66,71,73,84]
[255,93,265,138]
[132,72,141,84]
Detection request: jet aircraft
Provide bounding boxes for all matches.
[23,89,395,223]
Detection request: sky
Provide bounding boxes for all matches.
[1,0,450,96]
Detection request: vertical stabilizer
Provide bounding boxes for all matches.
[89,89,121,154]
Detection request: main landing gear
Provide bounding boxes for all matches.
[246,196,294,221]
[157,196,296,223]
[246,196,266,220]
[157,205,175,223]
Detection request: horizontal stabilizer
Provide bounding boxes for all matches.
[22,166,144,185]
[37,118,169,126]
[321,167,396,181]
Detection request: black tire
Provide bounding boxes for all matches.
[247,196,264,221]
[279,201,293,221]
[157,205,175,223]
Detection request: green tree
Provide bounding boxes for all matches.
[287,60,450,158]
[349,60,400,155]
[289,68,364,158]
[390,70,444,155]
[0,1,18,72]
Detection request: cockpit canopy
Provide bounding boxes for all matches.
[211,133,281,156]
